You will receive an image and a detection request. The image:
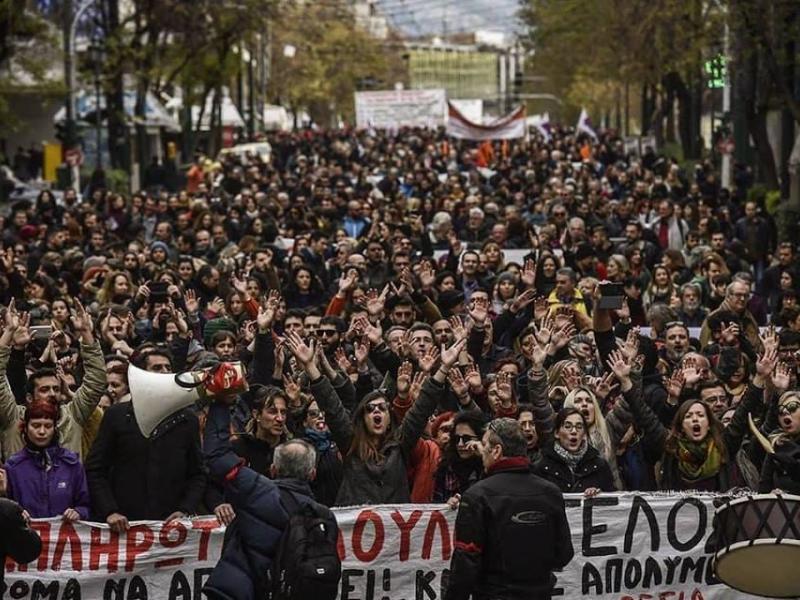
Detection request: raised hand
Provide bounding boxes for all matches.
[551,322,576,351]
[562,363,582,391]
[594,370,618,401]
[510,288,537,314]
[70,299,94,340]
[184,289,199,314]
[760,325,779,354]
[440,337,468,369]
[360,285,390,318]
[285,331,317,368]
[464,362,483,390]
[396,360,413,397]
[448,367,469,400]
[536,314,555,345]
[772,361,792,392]
[3,298,20,331]
[418,262,436,289]
[496,371,514,405]
[418,345,440,373]
[756,347,779,379]
[719,321,740,346]
[681,356,702,387]
[354,336,370,368]
[529,335,550,368]
[208,297,225,316]
[619,326,640,362]
[521,259,537,287]
[449,316,467,342]
[468,296,489,325]
[607,349,632,383]
[334,347,354,374]
[258,290,281,332]
[282,374,301,406]
[231,275,249,297]
[338,270,359,295]
[409,370,427,402]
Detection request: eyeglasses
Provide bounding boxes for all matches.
[307,409,325,419]
[366,402,389,413]
[318,329,338,337]
[704,395,728,404]
[561,422,585,432]
[454,434,478,444]
[778,401,800,416]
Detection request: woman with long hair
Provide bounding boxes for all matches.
[287,331,467,505]
[611,349,770,491]
[563,386,631,490]
[96,271,134,306]
[232,386,289,476]
[282,265,326,309]
[758,370,800,493]
[532,408,614,496]
[534,253,559,297]
[642,264,677,309]
[432,410,486,502]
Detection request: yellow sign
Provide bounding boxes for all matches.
[43,143,62,182]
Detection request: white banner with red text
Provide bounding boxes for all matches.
[3,494,771,599]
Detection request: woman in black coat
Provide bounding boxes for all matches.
[532,408,614,496]
[758,387,800,494]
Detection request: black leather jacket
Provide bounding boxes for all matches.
[445,457,574,600]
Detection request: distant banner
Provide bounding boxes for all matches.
[4,494,768,599]
[447,102,527,141]
[354,90,446,129]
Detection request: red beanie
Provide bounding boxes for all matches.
[430,411,456,438]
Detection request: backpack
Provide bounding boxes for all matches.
[269,491,341,600]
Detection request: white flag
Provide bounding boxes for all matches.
[576,107,598,140]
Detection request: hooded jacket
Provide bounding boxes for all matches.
[0,498,42,598]
[4,444,90,520]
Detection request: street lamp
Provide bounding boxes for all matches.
[88,37,104,170]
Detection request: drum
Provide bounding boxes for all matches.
[713,493,800,598]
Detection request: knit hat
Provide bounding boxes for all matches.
[150,241,170,255]
[203,317,237,346]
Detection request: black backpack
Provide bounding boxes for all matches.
[269,491,341,600]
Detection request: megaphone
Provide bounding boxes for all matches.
[129,362,248,438]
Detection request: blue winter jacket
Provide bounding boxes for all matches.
[203,402,306,600]
[4,445,90,520]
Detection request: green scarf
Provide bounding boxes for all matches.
[676,438,722,481]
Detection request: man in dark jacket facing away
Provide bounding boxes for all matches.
[202,399,338,600]
[445,418,574,600]
[0,497,42,599]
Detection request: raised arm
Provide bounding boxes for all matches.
[62,301,107,427]
[0,302,24,435]
[723,349,774,458]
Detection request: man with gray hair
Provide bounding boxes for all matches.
[445,418,574,600]
[203,402,340,600]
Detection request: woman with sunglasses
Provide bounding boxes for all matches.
[292,399,343,507]
[286,331,466,506]
[758,378,800,494]
[532,408,614,496]
[433,410,486,502]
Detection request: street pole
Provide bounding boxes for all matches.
[721,22,732,189]
[92,39,103,170]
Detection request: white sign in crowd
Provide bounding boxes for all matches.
[3,493,769,600]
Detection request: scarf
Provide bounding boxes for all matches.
[304,428,332,453]
[676,438,722,481]
[554,440,588,471]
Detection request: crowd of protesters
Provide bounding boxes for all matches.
[0,122,798,538]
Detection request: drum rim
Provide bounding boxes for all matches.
[714,541,800,599]
[714,492,800,514]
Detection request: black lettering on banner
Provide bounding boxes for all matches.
[679,556,706,584]
[643,556,664,587]
[127,575,148,600]
[581,563,602,595]
[415,570,437,600]
[103,578,126,599]
[341,569,363,600]
[62,579,81,600]
[192,567,213,600]
[582,496,620,557]
[664,556,682,585]
[623,559,642,588]
[440,568,450,599]
[381,567,391,600]
[168,570,191,600]
[705,556,719,584]
[604,558,623,594]
[623,496,660,553]
[8,581,29,599]
[365,569,377,600]
[30,580,59,600]
[667,498,707,552]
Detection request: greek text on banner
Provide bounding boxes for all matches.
[3,493,771,599]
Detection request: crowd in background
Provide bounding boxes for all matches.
[0,124,799,532]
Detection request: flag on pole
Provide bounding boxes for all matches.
[446,102,526,141]
[529,112,552,142]
[576,108,598,141]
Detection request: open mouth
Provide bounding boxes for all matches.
[782,416,794,429]
[372,414,384,427]
[691,424,702,436]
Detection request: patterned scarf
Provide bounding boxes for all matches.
[676,438,722,481]
[554,440,588,472]
[304,428,332,453]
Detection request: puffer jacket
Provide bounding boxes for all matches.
[203,402,338,600]
[445,456,574,600]
[4,444,90,519]
[532,443,615,494]
[309,373,441,506]
[0,341,107,461]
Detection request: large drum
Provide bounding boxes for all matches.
[713,493,800,598]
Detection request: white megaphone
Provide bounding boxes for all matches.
[129,362,248,438]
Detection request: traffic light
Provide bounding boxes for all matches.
[55,119,78,149]
[512,70,523,102]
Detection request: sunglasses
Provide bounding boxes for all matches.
[778,401,800,416]
[366,402,389,413]
[307,409,325,419]
[454,434,478,445]
[318,330,338,337]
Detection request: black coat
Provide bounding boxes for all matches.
[85,402,206,521]
[532,444,615,494]
[445,457,574,600]
[0,498,42,599]
[759,439,800,495]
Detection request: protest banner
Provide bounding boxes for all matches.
[354,90,447,129]
[4,494,770,599]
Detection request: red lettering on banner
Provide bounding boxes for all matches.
[155,521,188,568]
[691,591,704,600]
[51,521,82,571]
[337,528,346,561]
[30,520,52,571]
[89,526,120,571]
[124,524,154,571]
[390,510,423,561]
[191,518,218,561]
[352,509,385,562]
[422,510,451,561]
